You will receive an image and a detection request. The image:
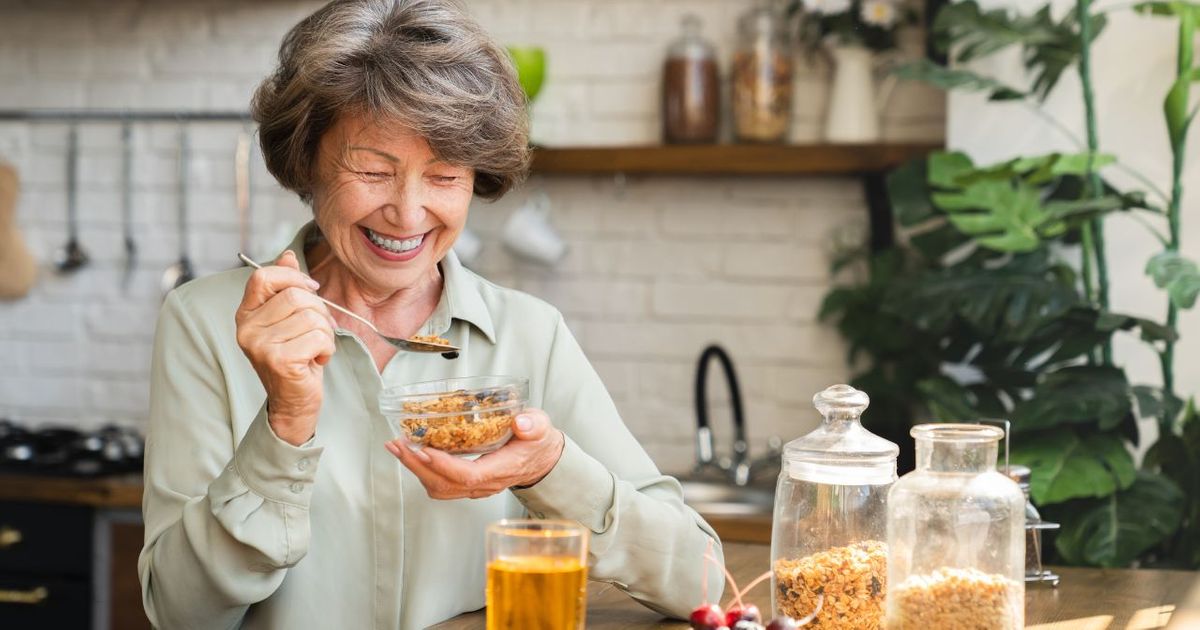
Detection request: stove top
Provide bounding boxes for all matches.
[0,419,143,478]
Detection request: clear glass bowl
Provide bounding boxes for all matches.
[379,376,529,455]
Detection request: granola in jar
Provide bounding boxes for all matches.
[773,540,887,629]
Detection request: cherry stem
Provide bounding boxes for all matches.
[704,553,742,609]
[730,569,772,608]
[795,593,825,626]
[702,539,712,604]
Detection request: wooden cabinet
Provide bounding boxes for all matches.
[0,476,149,630]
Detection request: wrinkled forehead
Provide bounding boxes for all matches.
[320,112,435,166]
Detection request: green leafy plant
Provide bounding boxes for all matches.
[821,0,1200,568]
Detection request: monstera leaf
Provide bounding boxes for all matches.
[1133,385,1186,423]
[884,253,1080,340]
[1054,471,1184,567]
[1145,400,1200,567]
[893,59,1026,101]
[1011,366,1132,431]
[1146,251,1200,309]
[927,152,1136,253]
[932,1,1106,100]
[933,179,1050,252]
[1011,428,1136,505]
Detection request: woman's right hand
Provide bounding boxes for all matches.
[235,250,337,446]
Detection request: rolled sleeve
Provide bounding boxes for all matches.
[227,405,325,507]
[511,436,614,532]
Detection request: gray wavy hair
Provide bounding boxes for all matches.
[251,0,530,202]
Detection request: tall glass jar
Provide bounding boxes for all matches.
[731,4,793,143]
[662,14,719,144]
[770,385,897,628]
[886,424,1026,629]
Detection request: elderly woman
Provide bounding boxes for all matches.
[138,1,723,628]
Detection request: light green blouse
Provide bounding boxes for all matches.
[138,224,725,629]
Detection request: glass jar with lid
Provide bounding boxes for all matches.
[886,424,1026,629]
[662,13,720,144]
[770,384,897,628]
[731,3,793,142]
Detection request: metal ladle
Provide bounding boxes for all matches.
[120,121,137,291]
[161,123,195,294]
[55,124,89,273]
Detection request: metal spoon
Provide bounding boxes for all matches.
[161,123,195,294]
[237,252,461,358]
[55,124,89,273]
[120,121,137,291]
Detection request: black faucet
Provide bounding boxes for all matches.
[693,344,752,484]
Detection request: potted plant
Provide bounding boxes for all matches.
[821,0,1200,568]
[787,0,917,142]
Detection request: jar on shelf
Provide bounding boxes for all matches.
[770,384,897,628]
[886,424,1026,630]
[661,14,720,144]
[731,4,793,143]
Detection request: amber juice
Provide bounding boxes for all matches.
[486,555,587,630]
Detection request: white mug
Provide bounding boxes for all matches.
[501,191,567,266]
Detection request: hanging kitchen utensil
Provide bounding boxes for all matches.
[55,124,89,274]
[161,123,195,294]
[0,162,37,299]
[235,129,252,264]
[120,120,137,291]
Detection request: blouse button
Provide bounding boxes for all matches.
[290,482,304,495]
[297,458,310,471]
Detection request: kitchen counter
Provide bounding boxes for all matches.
[0,473,143,508]
[5,476,1196,628]
[431,543,1199,629]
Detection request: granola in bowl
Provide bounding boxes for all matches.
[379,376,528,455]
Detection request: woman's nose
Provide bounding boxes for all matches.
[383,181,428,228]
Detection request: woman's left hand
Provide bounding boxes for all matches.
[385,408,566,500]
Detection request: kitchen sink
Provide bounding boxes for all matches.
[678,479,775,517]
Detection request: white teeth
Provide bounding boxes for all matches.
[366,228,423,253]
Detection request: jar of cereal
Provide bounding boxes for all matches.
[886,424,1026,629]
[731,4,793,143]
[770,385,897,629]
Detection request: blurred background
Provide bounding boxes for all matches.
[0,0,1197,627]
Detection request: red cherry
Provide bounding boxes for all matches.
[726,604,762,626]
[689,603,726,630]
[765,617,800,630]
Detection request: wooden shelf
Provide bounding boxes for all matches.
[529,143,940,176]
[0,473,143,509]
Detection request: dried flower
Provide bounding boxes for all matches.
[860,0,898,27]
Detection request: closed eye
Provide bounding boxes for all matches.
[354,171,390,179]
[431,176,459,184]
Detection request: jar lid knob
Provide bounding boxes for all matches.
[812,384,869,420]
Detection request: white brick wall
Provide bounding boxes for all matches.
[0,0,943,474]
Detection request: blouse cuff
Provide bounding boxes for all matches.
[511,436,615,533]
[229,404,325,507]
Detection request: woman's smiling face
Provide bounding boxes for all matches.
[310,113,474,293]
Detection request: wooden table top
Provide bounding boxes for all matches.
[431,543,1200,630]
[0,473,143,509]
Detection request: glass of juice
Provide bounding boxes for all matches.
[486,519,588,630]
